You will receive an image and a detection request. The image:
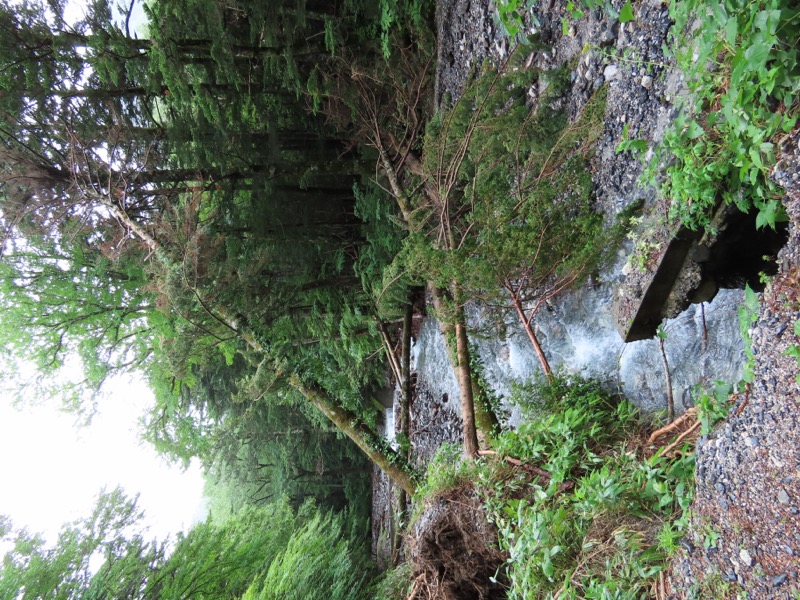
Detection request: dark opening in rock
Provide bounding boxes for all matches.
[688,209,789,303]
[615,206,790,342]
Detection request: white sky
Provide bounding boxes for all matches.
[0,376,207,545]
[0,0,205,551]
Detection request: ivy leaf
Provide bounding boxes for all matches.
[685,120,705,139]
[619,0,635,23]
[755,200,779,230]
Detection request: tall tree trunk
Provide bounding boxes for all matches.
[429,284,479,458]
[391,302,413,560]
[290,379,416,495]
[453,310,480,457]
[377,141,488,455]
[400,302,412,452]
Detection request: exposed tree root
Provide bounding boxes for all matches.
[647,407,699,445]
[647,406,701,458]
[407,484,507,600]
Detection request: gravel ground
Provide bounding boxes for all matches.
[666,133,800,599]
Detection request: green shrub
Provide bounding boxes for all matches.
[655,0,800,230]
[371,562,414,600]
[489,376,695,599]
[412,442,486,504]
[243,507,375,600]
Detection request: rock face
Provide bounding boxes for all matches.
[667,131,800,599]
[413,286,744,422]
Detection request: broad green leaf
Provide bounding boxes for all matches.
[619,0,635,23]
[744,42,772,71]
[685,120,705,139]
[725,16,738,45]
[755,200,778,229]
[753,9,782,36]
[749,146,764,169]
[542,558,555,578]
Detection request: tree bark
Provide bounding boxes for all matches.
[454,314,479,458]
[290,379,416,495]
[429,284,479,458]
[400,302,412,451]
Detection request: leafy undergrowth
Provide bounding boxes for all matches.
[488,377,695,599]
[378,376,702,600]
[655,0,800,230]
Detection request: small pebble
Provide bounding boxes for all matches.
[772,573,788,587]
[778,489,790,505]
[641,74,653,88]
[739,548,753,567]
[599,29,615,46]
[603,64,619,80]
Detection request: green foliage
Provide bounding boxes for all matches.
[377,0,431,58]
[412,443,485,507]
[494,0,635,40]
[1,492,376,600]
[618,0,635,23]
[615,122,648,155]
[496,376,640,486]
[353,182,410,318]
[245,509,374,600]
[0,487,159,600]
[656,0,800,230]
[695,381,734,435]
[738,284,761,383]
[0,235,154,416]
[0,0,425,516]
[410,54,615,338]
[371,561,414,600]
[494,0,536,43]
[394,379,695,599]
[487,377,694,598]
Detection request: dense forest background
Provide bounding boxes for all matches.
[0,0,439,593]
[6,0,794,595]
[0,0,437,515]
